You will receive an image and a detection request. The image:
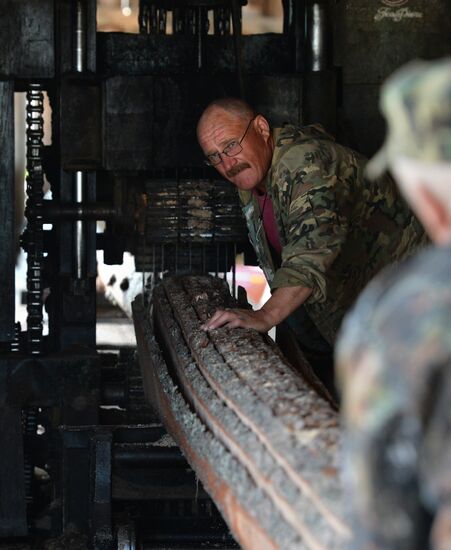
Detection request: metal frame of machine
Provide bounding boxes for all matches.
[0,1,450,548]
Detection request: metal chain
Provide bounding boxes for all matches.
[22,406,39,503]
[10,322,21,352]
[25,86,44,356]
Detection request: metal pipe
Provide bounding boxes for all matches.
[306,1,331,72]
[32,203,118,221]
[74,171,87,279]
[74,0,86,73]
[231,0,245,99]
[196,7,203,69]
[101,383,126,407]
[142,532,237,546]
[72,2,89,281]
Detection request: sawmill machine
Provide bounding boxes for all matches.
[0,0,450,548]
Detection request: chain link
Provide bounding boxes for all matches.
[25,86,44,355]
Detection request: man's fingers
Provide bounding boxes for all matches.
[225,317,247,329]
[201,309,248,330]
[206,310,223,325]
[202,309,233,330]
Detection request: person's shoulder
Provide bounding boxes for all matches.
[338,244,451,362]
[275,123,335,150]
[272,125,337,181]
[380,244,451,303]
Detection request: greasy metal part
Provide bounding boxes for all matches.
[294,0,307,73]
[230,0,245,99]
[91,432,114,548]
[74,0,87,73]
[72,2,89,281]
[137,1,245,38]
[98,33,293,77]
[187,6,196,35]
[10,322,22,353]
[22,407,38,504]
[74,171,87,280]
[138,1,147,33]
[301,1,335,132]
[31,202,118,221]
[25,85,44,355]
[0,407,28,536]
[116,522,137,550]
[158,7,167,34]
[144,179,246,244]
[0,353,100,539]
[305,1,331,72]
[214,7,231,35]
[61,421,234,545]
[173,7,184,34]
[135,275,352,549]
[113,445,184,467]
[135,242,240,277]
[196,7,205,69]
[136,177,246,276]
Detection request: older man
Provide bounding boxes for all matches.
[337,58,451,549]
[197,98,426,378]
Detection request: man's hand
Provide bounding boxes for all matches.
[201,285,313,333]
[201,307,274,332]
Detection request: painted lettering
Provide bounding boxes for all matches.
[374,7,423,22]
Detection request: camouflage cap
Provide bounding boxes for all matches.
[366,57,451,180]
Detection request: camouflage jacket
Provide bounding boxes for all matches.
[336,244,451,550]
[238,124,426,344]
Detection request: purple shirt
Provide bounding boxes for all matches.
[254,191,283,258]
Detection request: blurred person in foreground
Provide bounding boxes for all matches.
[337,57,451,550]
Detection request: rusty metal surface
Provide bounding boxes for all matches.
[133,275,352,549]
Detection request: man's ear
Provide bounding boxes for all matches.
[254,115,271,140]
[418,185,451,245]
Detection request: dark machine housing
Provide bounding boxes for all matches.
[0,0,450,548]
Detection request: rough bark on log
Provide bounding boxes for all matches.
[133,275,351,550]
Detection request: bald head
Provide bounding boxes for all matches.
[197,98,255,140]
[196,98,273,193]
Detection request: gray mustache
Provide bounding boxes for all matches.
[226,163,251,178]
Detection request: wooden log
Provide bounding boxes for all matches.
[133,297,303,550]
[133,275,352,550]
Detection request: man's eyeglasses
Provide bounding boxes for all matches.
[204,117,255,167]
